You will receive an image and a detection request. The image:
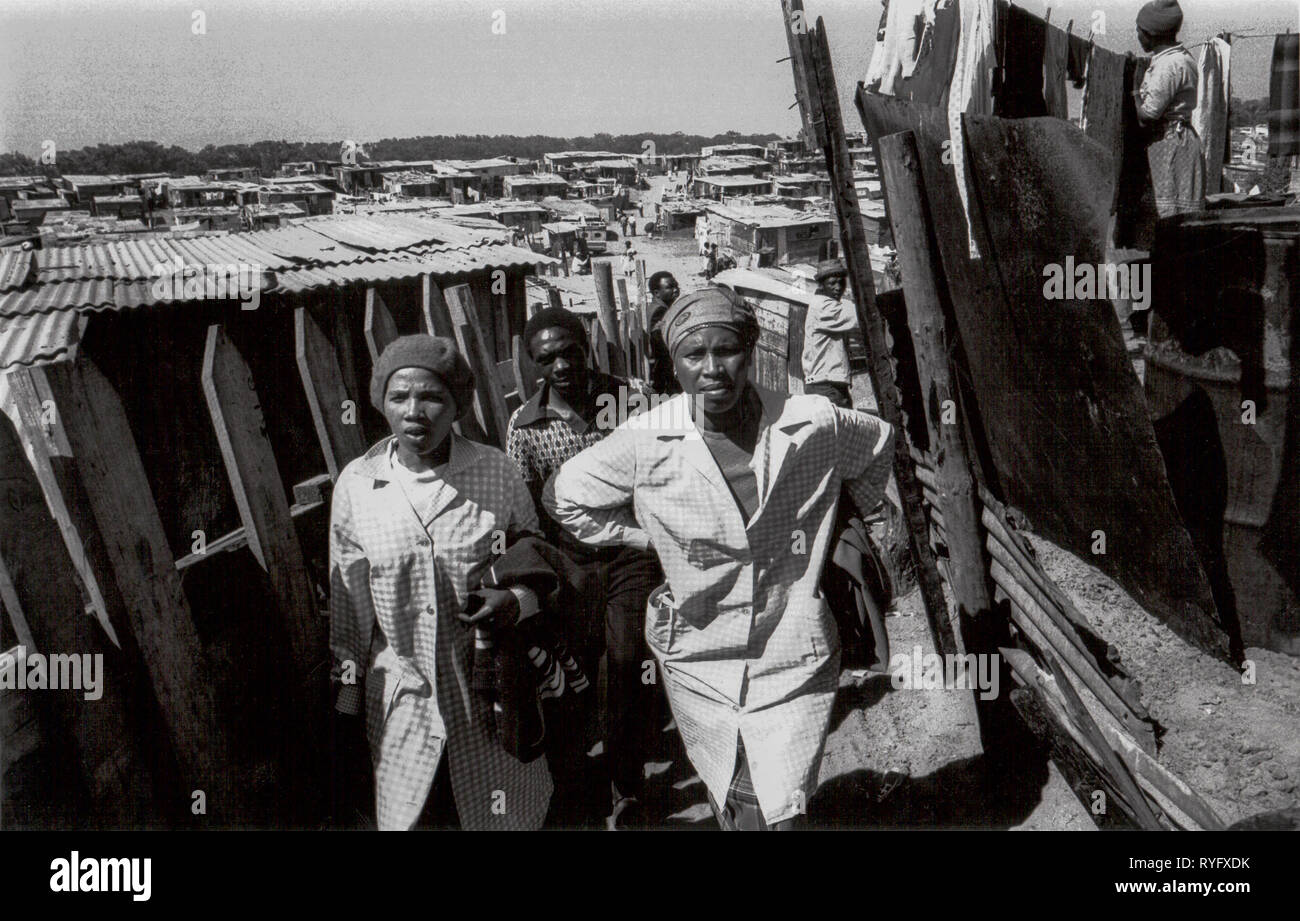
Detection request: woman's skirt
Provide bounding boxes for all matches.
[1148,120,1206,218]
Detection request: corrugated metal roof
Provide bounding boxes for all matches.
[0,214,555,368]
[0,309,83,369]
[0,249,33,292]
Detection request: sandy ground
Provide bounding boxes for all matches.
[1029,536,1300,825]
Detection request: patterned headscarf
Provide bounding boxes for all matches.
[658,285,760,356]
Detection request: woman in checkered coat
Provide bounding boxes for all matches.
[544,287,894,829]
[330,335,552,830]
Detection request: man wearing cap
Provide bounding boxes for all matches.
[647,271,683,396]
[802,259,858,409]
[544,287,895,830]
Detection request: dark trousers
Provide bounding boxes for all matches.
[599,546,665,800]
[804,379,853,409]
[544,544,663,824]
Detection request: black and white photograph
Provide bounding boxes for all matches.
[0,0,1298,893]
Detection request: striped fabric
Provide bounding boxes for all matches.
[1269,33,1300,158]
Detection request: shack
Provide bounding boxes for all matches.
[0,212,553,828]
[692,175,775,201]
[703,201,835,266]
[503,173,569,201]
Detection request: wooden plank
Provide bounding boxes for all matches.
[1004,648,1168,830]
[33,355,245,818]
[877,129,1013,753]
[960,114,1228,660]
[993,560,1157,752]
[786,300,807,394]
[0,409,157,826]
[592,261,626,376]
[915,454,1159,748]
[444,284,511,447]
[511,335,536,401]
[635,260,649,327]
[591,319,611,374]
[0,557,33,652]
[174,493,327,571]
[2,371,113,639]
[329,288,364,418]
[1007,686,1142,830]
[296,306,367,480]
[801,19,955,659]
[616,278,633,372]
[422,274,454,338]
[1044,649,1164,830]
[363,286,399,364]
[201,325,322,674]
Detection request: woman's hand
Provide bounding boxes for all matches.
[457,588,520,629]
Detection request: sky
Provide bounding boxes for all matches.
[0,0,1295,156]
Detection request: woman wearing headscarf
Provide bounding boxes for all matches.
[329,334,553,830]
[543,287,895,830]
[1133,0,1205,218]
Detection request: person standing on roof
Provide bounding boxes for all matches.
[801,259,857,410]
[1133,0,1204,219]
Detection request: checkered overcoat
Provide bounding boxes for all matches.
[543,386,894,825]
[330,435,553,830]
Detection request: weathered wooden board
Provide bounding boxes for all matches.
[202,325,322,673]
[0,409,157,826]
[857,90,1229,660]
[961,114,1227,660]
[445,284,511,447]
[364,286,399,364]
[296,306,367,480]
[35,355,246,817]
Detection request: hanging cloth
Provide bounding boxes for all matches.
[994,2,1048,118]
[1066,22,1091,87]
[1268,33,1300,157]
[947,0,997,257]
[1192,36,1231,194]
[1043,17,1070,119]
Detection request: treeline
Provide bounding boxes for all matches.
[0,131,781,178]
[1228,97,1272,128]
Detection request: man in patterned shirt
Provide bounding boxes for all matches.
[507,306,664,828]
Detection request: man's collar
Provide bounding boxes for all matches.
[513,372,623,431]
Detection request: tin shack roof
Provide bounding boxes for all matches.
[0,213,555,370]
